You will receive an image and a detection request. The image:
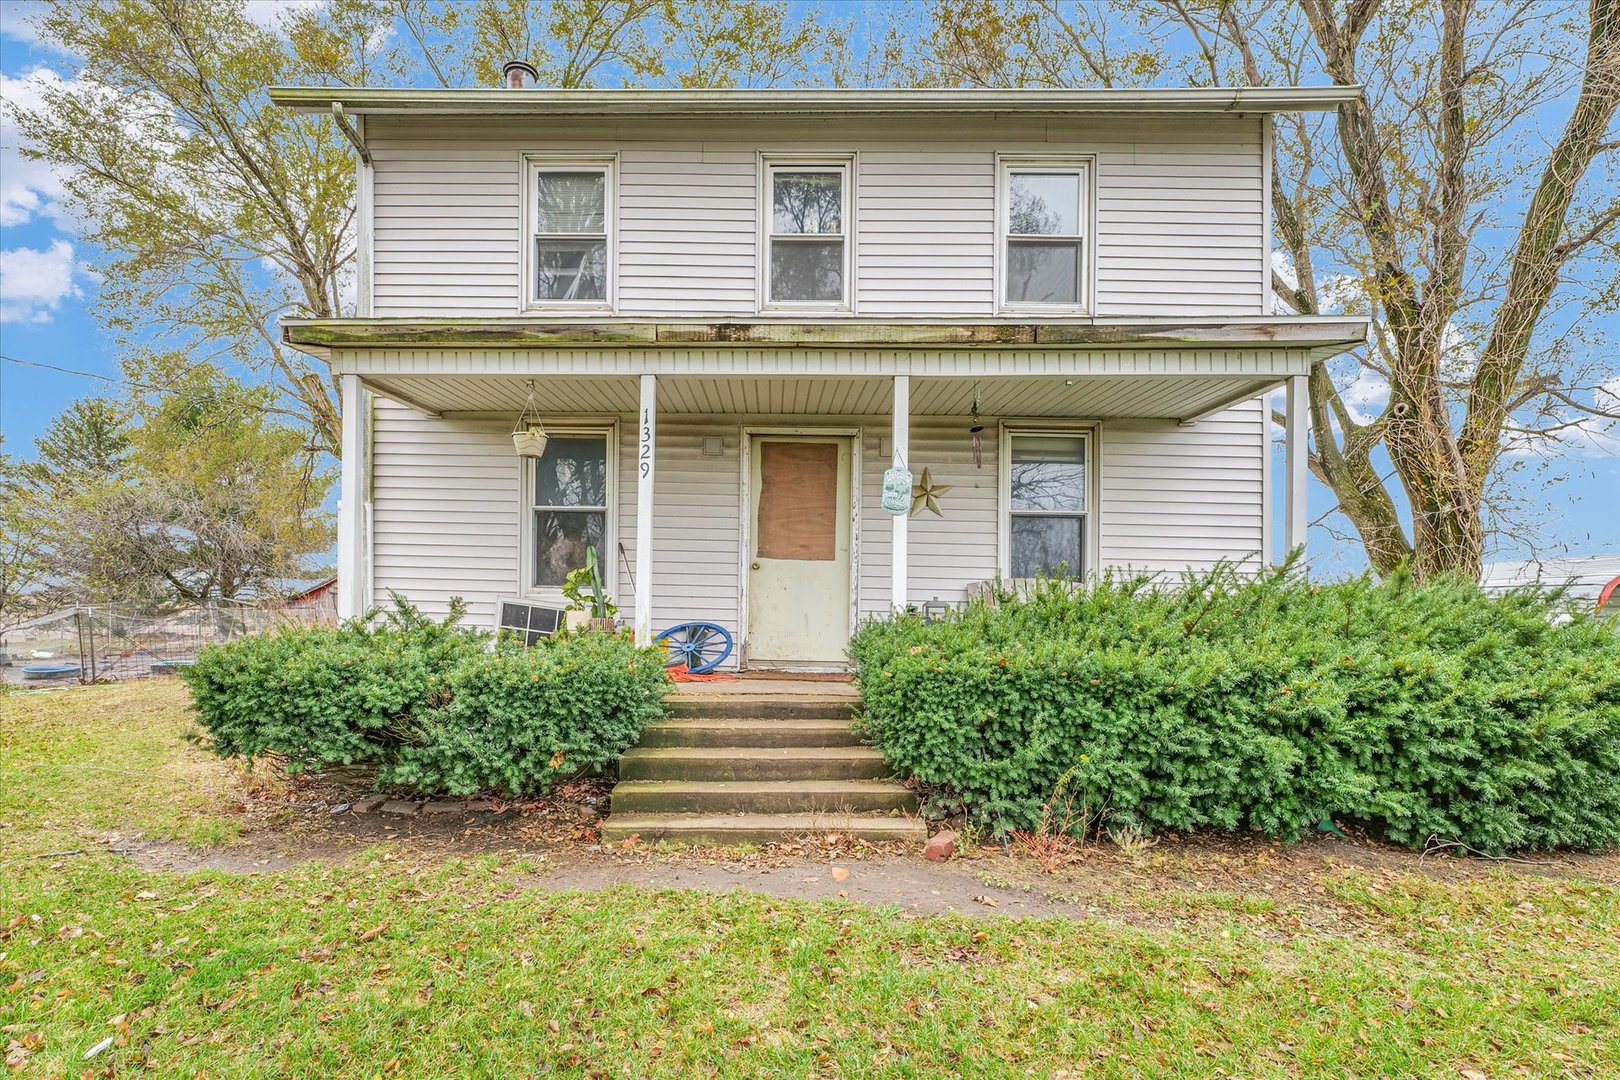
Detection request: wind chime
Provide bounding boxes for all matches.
[969,383,985,469]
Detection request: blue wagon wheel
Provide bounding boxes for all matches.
[653,621,733,675]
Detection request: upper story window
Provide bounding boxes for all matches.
[764,158,851,310]
[529,159,614,309]
[1000,159,1091,312]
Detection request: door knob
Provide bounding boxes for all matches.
[751,561,760,570]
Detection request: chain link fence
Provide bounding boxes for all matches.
[2,592,337,686]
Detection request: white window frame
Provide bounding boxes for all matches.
[522,155,617,314]
[520,422,619,602]
[759,154,855,314]
[996,155,1095,315]
[998,424,1099,580]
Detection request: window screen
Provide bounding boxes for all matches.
[533,169,607,302]
[1009,434,1087,578]
[768,166,847,305]
[531,434,609,587]
[1006,169,1085,306]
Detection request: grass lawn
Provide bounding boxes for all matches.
[4,681,1619,1077]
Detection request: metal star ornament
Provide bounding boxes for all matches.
[910,467,953,517]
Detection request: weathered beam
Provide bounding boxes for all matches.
[655,323,1037,345]
[285,322,659,347]
[1035,321,1355,347]
[284,317,1368,352]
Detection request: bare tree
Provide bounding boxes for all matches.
[1173,0,1620,579]
[919,0,1620,579]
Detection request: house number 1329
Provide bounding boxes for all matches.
[639,409,652,479]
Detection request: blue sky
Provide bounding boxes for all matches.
[2,0,1616,574]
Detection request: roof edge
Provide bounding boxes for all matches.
[281,315,1369,352]
[268,85,1362,118]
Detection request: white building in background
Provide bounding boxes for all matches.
[1481,554,1620,617]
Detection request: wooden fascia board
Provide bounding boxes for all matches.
[285,318,1367,352]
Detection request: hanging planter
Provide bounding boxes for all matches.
[511,380,549,458]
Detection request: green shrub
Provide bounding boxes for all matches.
[851,566,1620,853]
[387,632,669,796]
[181,595,670,795]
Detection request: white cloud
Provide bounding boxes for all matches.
[0,1,48,45]
[243,0,325,33]
[1338,367,1390,426]
[0,239,81,323]
[1502,376,1620,460]
[0,68,79,229]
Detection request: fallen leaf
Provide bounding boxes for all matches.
[830,867,850,883]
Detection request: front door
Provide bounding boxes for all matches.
[747,436,853,667]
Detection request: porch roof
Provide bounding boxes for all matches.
[296,316,1364,423]
[345,372,1295,423]
[284,315,1366,358]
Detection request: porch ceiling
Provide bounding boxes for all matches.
[362,373,1282,422]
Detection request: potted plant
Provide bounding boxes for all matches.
[561,546,618,633]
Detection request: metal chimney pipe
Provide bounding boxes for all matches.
[502,60,539,89]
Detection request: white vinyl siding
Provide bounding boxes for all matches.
[856,148,995,316]
[619,148,757,315]
[369,401,520,624]
[367,396,1266,654]
[1097,398,1267,572]
[363,115,1265,318]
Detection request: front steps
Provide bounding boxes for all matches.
[600,693,923,845]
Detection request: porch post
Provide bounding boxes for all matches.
[1284,373,1308,559]
[337,373,367,621]
[891,375,909,612]
[634,374,656,645]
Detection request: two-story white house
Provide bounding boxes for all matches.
[274,80,1366,672]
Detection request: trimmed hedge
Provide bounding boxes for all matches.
[182,597,670,796]
[850,568,1620,853]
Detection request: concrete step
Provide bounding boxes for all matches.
[663,697,856,721]
[637,718,864,749]
[610,778,918,815]
[600,812,925,845]
[619,746,890,782]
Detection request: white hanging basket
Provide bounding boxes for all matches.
[511,380,548,457]
[512,425,549,458]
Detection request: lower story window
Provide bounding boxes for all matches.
[531,432,610,588]
[1008,432,1088,578]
